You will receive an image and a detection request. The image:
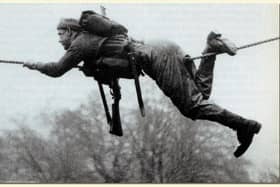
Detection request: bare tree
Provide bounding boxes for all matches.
[1,94,256,183]
[258,168,279,183]
[4,126,50,182]
[43,94,135,183]
[124,99,253,183]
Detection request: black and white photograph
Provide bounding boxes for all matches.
[0,2,278,183]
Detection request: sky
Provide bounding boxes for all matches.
[0,3,278,177]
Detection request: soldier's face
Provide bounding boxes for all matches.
[58,29,71,50]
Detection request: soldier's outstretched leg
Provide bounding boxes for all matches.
[133,31,262,157]
[190,31,261,157]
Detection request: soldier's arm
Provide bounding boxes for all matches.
[35,45,83,77]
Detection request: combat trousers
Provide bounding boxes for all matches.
[133,40,260,157]
[134,40,253,131]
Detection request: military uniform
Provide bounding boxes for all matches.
[30,19,261,157]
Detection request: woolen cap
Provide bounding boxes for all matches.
[57,18,82,32]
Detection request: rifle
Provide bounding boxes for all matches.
[109,79,123,136]
[98,6,123,136]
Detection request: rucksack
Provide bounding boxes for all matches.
[79,10,128,37]
[79,11,134,80]
[78,11,145,136]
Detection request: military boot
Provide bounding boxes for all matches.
[203,31,238,56]
[234,119,262,157]
[221,109,262,157]
[189,104,262,157]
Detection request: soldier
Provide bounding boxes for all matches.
[23,17,261,157]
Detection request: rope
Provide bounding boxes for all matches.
[0,37,279,65]
[237,37,279,50]
[186,36,279,61]
[0,60,24,65]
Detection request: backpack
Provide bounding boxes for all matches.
[79,10,128,37]
[78,11,145,135]
[79,10,135,80]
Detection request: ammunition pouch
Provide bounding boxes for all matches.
[96,57,138,79]
[81,55,142,83]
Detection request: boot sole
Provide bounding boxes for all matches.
[234,123,261,157]
[234,134,253,158]
[251,123,262,134]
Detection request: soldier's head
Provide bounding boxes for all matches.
[57,18,82,50]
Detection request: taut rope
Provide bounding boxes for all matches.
[185,36,279,61]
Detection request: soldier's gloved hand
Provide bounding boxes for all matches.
[23,62,38,70]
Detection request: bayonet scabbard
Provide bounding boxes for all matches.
[128,52,145,117]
